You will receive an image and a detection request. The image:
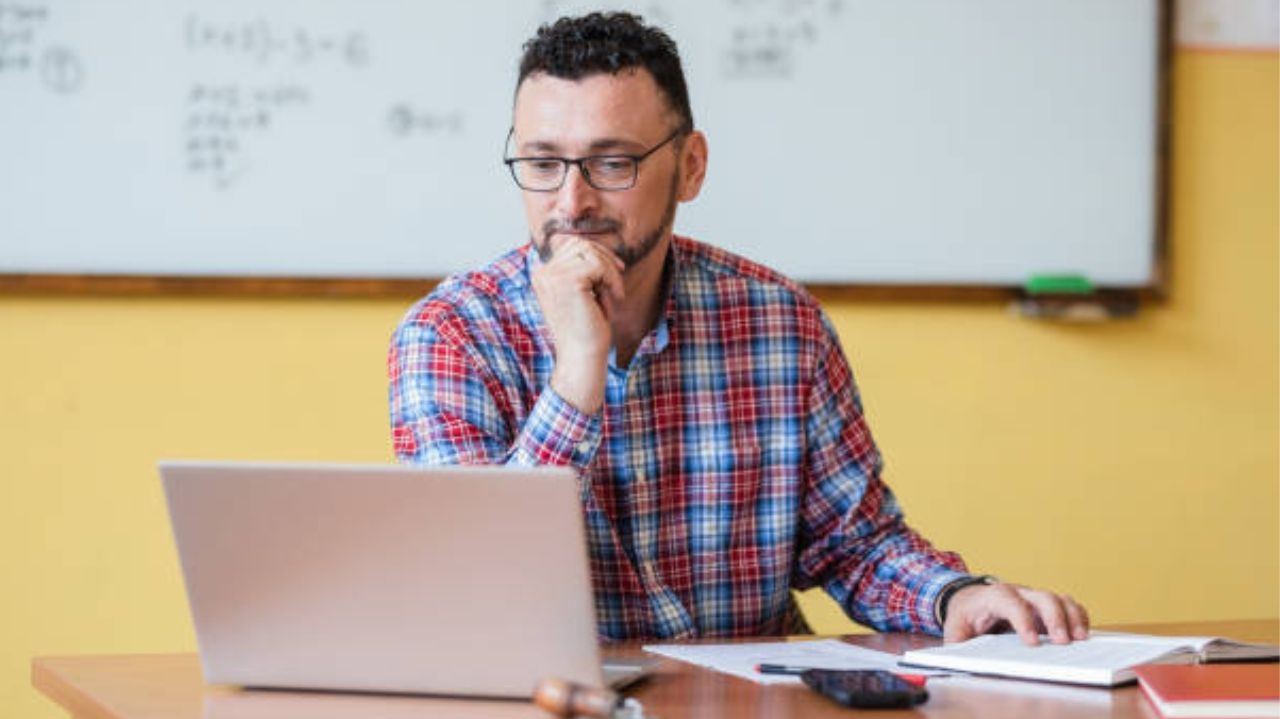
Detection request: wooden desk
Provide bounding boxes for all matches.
[33,620,1278,719]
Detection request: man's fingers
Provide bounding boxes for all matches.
[1064,595,1090,640]
[987,584,1041,646]
[563,241,626,301]
[944,582,1091,646]
[604,248,625,271]
[597,258,626,303]
[589,244,627,300]
[1019,588,1073,644]
[943,583,1034,645]
[943,617,976,644]
[1016,588,1091,643]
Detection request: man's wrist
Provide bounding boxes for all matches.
[549,357,607,414]
[935,574,999,627]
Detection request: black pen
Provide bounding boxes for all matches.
[756,663,816,675]
[755,664,932,686]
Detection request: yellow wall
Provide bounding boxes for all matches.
[3,51,1276,716]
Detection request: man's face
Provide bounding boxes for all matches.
[510,68,704,270]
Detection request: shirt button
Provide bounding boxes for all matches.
[634,470,647,484]
[576,440,591,454]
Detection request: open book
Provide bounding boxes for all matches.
[899,632,1279,687]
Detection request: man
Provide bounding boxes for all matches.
[388,12,1089,644]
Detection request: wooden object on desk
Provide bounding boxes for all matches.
[32,620,1279,719]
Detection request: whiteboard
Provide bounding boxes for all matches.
[0,0,1162,287]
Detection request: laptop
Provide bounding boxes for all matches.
[160,460,652,697]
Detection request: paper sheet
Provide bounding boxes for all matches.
[642,638,945,685]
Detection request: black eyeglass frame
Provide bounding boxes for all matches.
[502,127,685,192]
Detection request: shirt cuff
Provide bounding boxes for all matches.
[916,568,971,635]
[512,386,603,470]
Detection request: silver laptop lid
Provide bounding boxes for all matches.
[161,461,604,697]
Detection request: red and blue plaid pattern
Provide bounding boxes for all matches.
[389,236,967,640]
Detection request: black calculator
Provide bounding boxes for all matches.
[800,669,930,709]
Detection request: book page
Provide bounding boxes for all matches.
[1093,632,1279,661]
[1089,631,1214,649]
[903,634,1194,671]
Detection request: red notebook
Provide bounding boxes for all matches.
[1134,664,1280,718]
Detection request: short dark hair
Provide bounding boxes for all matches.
[516,12,694,133]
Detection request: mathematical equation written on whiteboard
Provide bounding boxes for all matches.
[723,0,846,79]
[540,0,847,80]
[180,13,465,190]
[0,3,85,93]
[185,83,311,190]
[185,13,370,67]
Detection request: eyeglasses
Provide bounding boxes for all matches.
[503,128,684,192]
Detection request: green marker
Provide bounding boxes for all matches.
[1024,274,1095,295]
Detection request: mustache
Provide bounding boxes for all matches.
[541,217,621,239]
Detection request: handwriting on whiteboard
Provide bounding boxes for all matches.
[537,0,847,81]
[185,13,370,68]
[183,12,367,189]
[180,12,466,190]
[0,3,85,94]
[723,0,846,79]
[185,83,311,189]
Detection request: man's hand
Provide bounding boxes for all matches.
[530,238,626,414]
[943,581,1090,646]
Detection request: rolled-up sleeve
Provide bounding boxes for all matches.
[388,299,602,472]
[792,316,968,635]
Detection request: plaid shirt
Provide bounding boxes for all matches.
[388,236,967,641]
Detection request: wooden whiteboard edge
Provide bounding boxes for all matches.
[0,274,439,299]
[0,273,1165,305]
